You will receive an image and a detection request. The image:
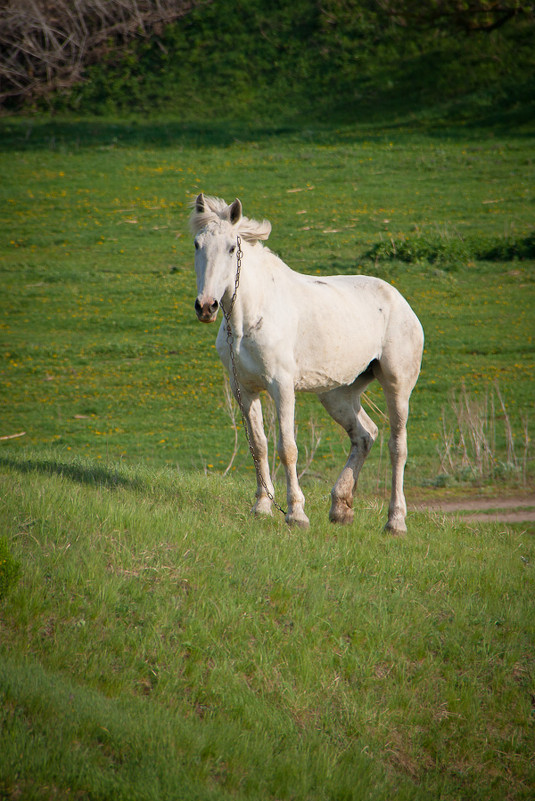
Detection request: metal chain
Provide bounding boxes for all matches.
[221,235,287,517]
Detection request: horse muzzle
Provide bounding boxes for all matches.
[195,297,219,323]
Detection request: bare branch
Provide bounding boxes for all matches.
[0,0,211,106]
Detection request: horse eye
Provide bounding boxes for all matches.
[194,240,199,250]
[229,245,236,254]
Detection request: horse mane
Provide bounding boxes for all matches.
[189,194,272,243]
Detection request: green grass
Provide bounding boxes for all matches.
[1,116,534,798]
[1,454,534,800]
[1,117,533,487]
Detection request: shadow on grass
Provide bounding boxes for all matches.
[1,77,534,155]
[0,118,302,152]
[0,454,143,491]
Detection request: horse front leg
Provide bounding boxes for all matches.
[272,383,309,528]
[238,389,275,517]
[319,388,378,524]
[385,402,409,534]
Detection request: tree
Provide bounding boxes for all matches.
[0,0,211,107]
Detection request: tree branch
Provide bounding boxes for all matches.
[0,0,211,105]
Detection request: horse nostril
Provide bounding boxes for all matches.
[195,297,218,320]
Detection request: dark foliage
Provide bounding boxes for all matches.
[1,0,534,124]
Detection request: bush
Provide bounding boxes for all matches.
[363,233,472,271]
[363,231,535,270]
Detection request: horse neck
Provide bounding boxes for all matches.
[226,241,270,333]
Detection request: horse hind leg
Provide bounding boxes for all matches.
[384,394,410,533]
[319,386,378,524]
[373,363,417,534]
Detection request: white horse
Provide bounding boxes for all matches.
[190,194,424,532]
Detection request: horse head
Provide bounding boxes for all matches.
[190,194,271,323]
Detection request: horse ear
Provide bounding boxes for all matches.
[195,193,205,213]
[229,198,242,225]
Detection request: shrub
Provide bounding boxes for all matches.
[364,231,535,270]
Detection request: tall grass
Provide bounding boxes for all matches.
[437,383,532,487]
[1,452,534,799]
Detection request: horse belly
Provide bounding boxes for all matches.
[291,280,387,392]
[294,331,379,393]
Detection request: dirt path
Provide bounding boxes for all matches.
[412,495,535,525]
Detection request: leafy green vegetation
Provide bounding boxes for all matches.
[26,0,533,132]
[364,231,535,270]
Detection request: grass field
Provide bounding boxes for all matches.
[1,460,534,800]
[1,115,534,799]
[1,116,533,485]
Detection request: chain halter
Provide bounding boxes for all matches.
[221,235,286,517]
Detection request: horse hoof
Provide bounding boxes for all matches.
[285,511,310,529]
[252,499,273,517]
[384,519,407,535]
[329,502,354,525]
